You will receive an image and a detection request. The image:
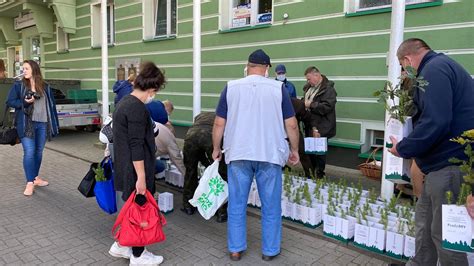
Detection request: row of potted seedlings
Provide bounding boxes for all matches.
[247,172,416,260]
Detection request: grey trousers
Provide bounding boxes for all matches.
[407,165,468,266]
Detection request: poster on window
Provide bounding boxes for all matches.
[14,46,23,78]
[115,58,140,81]
[232,4,251,28]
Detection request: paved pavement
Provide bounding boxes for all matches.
[0,128,390,265]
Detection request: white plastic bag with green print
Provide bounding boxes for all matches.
[189,160,228,220]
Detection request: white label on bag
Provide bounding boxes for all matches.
[304,137,327,154]
[442,204,473,252]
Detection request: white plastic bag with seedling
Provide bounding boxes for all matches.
[189,160,228,220]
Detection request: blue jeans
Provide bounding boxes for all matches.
[20,122,47,183]
[227,160,282,256]
[155,159,166,174]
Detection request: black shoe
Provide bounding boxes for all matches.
[216,213,228,223]
[180,206,196,215]
[229,251,243,261]
[262,253,279,261]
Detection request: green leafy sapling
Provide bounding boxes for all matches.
[349,202,357,218]
[303,183,312,207]
[446,191,453,205]
[449,129,474,184]
[93,164,106,182]
[294,187,302,205]
[379,209,389,230]
[398,219,407,235]
[327,201,336,216]
[340,206,346,219]
[407,216,416,237]
[456,183,472,206]
[388,190,403,213]
[373,66,428,124]
[369,187,377,204]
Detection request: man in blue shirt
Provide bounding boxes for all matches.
[389,38,474,266]
[212,49,299,262]
[275,64,297,98]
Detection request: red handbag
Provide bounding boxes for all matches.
[112,190,166,247]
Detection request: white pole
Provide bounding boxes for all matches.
[192,0,201,119]
[101,0,109,122]
[381,0,405,201]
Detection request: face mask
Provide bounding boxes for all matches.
[243,67,248,77]
[276,74,286,81]
[145,93,154,104]
[264,69,269,78]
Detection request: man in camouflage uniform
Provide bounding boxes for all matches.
[181,112,228,222]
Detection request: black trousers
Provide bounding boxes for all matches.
[308,154,327,178]
[297,132,313,178]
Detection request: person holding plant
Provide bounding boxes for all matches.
[388,38,474,266]
[212,49,300,262]
[6,60,59,196]
[108,61,166,265]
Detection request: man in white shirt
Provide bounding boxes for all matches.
[212,49,299,262]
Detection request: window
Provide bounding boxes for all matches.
[347,0,438,13]
[143,0,177,40]
[56,26,69,52]
[220,0,273,31]
[91,1,114,47]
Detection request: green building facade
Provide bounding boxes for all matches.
[0,0,473,164]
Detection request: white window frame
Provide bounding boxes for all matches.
[219,0,274,31]
[56,25,69,52]
[345,0,438,13]
[143,0,177,40]
[91,1,115,47]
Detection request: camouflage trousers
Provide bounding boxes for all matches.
[182,128,227,215]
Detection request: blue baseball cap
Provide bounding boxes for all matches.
[275,64,286,74]
[248,49,272,67]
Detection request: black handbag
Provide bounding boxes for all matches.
[100,120,113,143]
[0,106,19,146]
[78,162,99,198]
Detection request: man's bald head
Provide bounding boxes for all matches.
[397,38,431,59]
[397,38,432,71]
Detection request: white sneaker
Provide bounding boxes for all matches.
[129,250,164,266]
[109,241,132,259]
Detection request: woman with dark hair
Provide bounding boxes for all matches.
[6,60,59,196]
[108,61,166,265]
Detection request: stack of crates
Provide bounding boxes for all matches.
[67,89,98,104]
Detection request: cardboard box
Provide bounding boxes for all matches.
[304,137,328,155]
[368,223,386,253]
[385,117,413,184]
[323,214,337,237]
[386,230,405,258]
[404,235,416,258]
[355,222,371,247]
[336,216,356,241]
[158,192,173,213]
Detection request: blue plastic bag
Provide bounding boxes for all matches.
[94,158,117,214]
